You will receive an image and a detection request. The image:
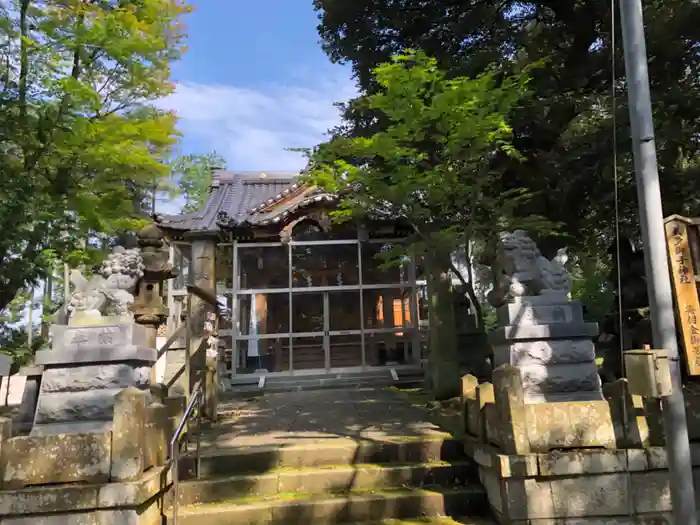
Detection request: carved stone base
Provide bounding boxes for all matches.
[489,297,603,404]
[31,322,156,436]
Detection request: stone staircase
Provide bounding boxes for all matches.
[165,436,493,525]
[226,369,425,398]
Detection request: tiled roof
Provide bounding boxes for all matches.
[154,170,338,232]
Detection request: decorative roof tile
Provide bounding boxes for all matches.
[154,170,331,232]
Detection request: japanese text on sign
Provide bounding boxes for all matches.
[666,218,700,375]
[673,234,693,284]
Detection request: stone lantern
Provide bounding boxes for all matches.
[131,224,178,353]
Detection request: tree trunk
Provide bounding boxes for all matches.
[426,248,460,400]
[40,271,53,340]
[464,242,484,328]
[449,242,484,330]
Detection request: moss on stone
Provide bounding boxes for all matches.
[272,459,456,473]
[186,486,426,507]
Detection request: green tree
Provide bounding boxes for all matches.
[0,289,45,370]
[0,0,191,313]
[304,51,547,399]
[170,151,227,212]
[313,0,700,259]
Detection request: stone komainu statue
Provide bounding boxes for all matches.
[486,230,572,307]
[62,246,145,325]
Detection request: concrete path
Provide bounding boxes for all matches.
[200,387,449,449]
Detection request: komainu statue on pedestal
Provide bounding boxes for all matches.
[58,246,145,325]
[486,230,572,307]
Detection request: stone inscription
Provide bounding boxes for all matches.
[63,325,123,350]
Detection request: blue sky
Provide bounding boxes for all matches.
[158,1,356,172]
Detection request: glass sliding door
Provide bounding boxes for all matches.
[360,239,419,367]
[234,291,291,373]
[288,288,364,372]
[232,241,292,375]
[289,238,363,373]
[228,232,420,380]
[327,289,363,368]
[289,291,327,371]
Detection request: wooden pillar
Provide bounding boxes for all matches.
[189,239,216,394]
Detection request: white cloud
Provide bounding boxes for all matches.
[157,68,357,171]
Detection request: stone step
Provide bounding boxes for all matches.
[224,376,424,398]
[165,486,488,525]
[175,460,477,506]
[180,438,466,478]
[358,519,495,525]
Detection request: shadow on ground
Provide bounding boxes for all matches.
[205,387,450,446]
[171,387,489,524]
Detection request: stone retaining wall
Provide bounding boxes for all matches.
[458,365,700,524]
[0,389,184,524]
[0,464,170,525]
[469,435,688,524]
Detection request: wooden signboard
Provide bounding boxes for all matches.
[665,216,700,375]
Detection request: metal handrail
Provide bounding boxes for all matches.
[168,378,203,525]
[163,285,224,524]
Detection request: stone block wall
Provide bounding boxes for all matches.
[459,366,696,524]
[471,441,700,524]
[0,389,185,524]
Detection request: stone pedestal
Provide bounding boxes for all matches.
[489,296,602,404]
[31,321,156,436]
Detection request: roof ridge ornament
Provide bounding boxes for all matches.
[248,182,302,214]
[210,166,226,188]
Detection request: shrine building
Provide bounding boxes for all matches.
[154,170,429,387]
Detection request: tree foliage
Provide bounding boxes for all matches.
[312,0,700,258]
[305,50,548,246]
[304,50,546,398]
[0,289,46,370]
[0,0,191,313]
[169,151,227,212]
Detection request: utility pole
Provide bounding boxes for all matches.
[618,1,697,523]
